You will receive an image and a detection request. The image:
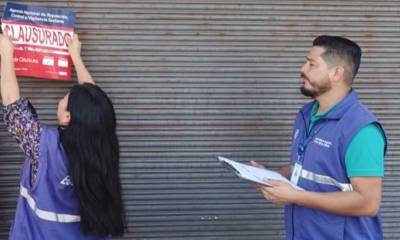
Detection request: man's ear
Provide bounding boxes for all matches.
[329,66,345,83]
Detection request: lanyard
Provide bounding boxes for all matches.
[297,119,326,164]
[291,122,325,185]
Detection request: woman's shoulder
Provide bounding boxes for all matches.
[40,126,61,146]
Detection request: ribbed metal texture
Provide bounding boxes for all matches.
[0,1,399,239]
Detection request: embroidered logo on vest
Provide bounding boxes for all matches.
[313,137,332,148]
[60,175,73,186]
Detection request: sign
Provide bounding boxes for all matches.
[1,2,75,80]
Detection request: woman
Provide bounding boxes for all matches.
[0,32,125,239]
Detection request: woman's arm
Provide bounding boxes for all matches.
[67,34,95,85]
[0,33,20,106]
[3,99,42,185]
[1,33,41,185]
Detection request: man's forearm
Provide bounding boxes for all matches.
[294,189,379,217]
[1,53,20,105]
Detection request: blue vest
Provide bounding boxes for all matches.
[285,90,387,240]
[9,127,109,240]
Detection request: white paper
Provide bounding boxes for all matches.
[218,156,302,190]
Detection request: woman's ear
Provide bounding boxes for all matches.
[60,111,71,126]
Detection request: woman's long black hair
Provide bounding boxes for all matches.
[60,83,124,237]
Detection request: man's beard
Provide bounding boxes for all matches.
[300,73,331,98]
[300,85,318,98]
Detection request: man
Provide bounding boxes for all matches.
[252,35,386,239]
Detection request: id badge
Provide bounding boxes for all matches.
[290,162,302,185]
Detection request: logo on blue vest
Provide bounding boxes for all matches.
[60,176,73,186]
[313,137,332,148]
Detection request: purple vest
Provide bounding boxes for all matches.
[9,127,109,240]
[285,90,387,240]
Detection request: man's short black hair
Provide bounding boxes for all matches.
[313,35,361,84]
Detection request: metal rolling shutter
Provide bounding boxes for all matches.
[0,1,399,239]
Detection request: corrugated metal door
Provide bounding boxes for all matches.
[0,1,399,239]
